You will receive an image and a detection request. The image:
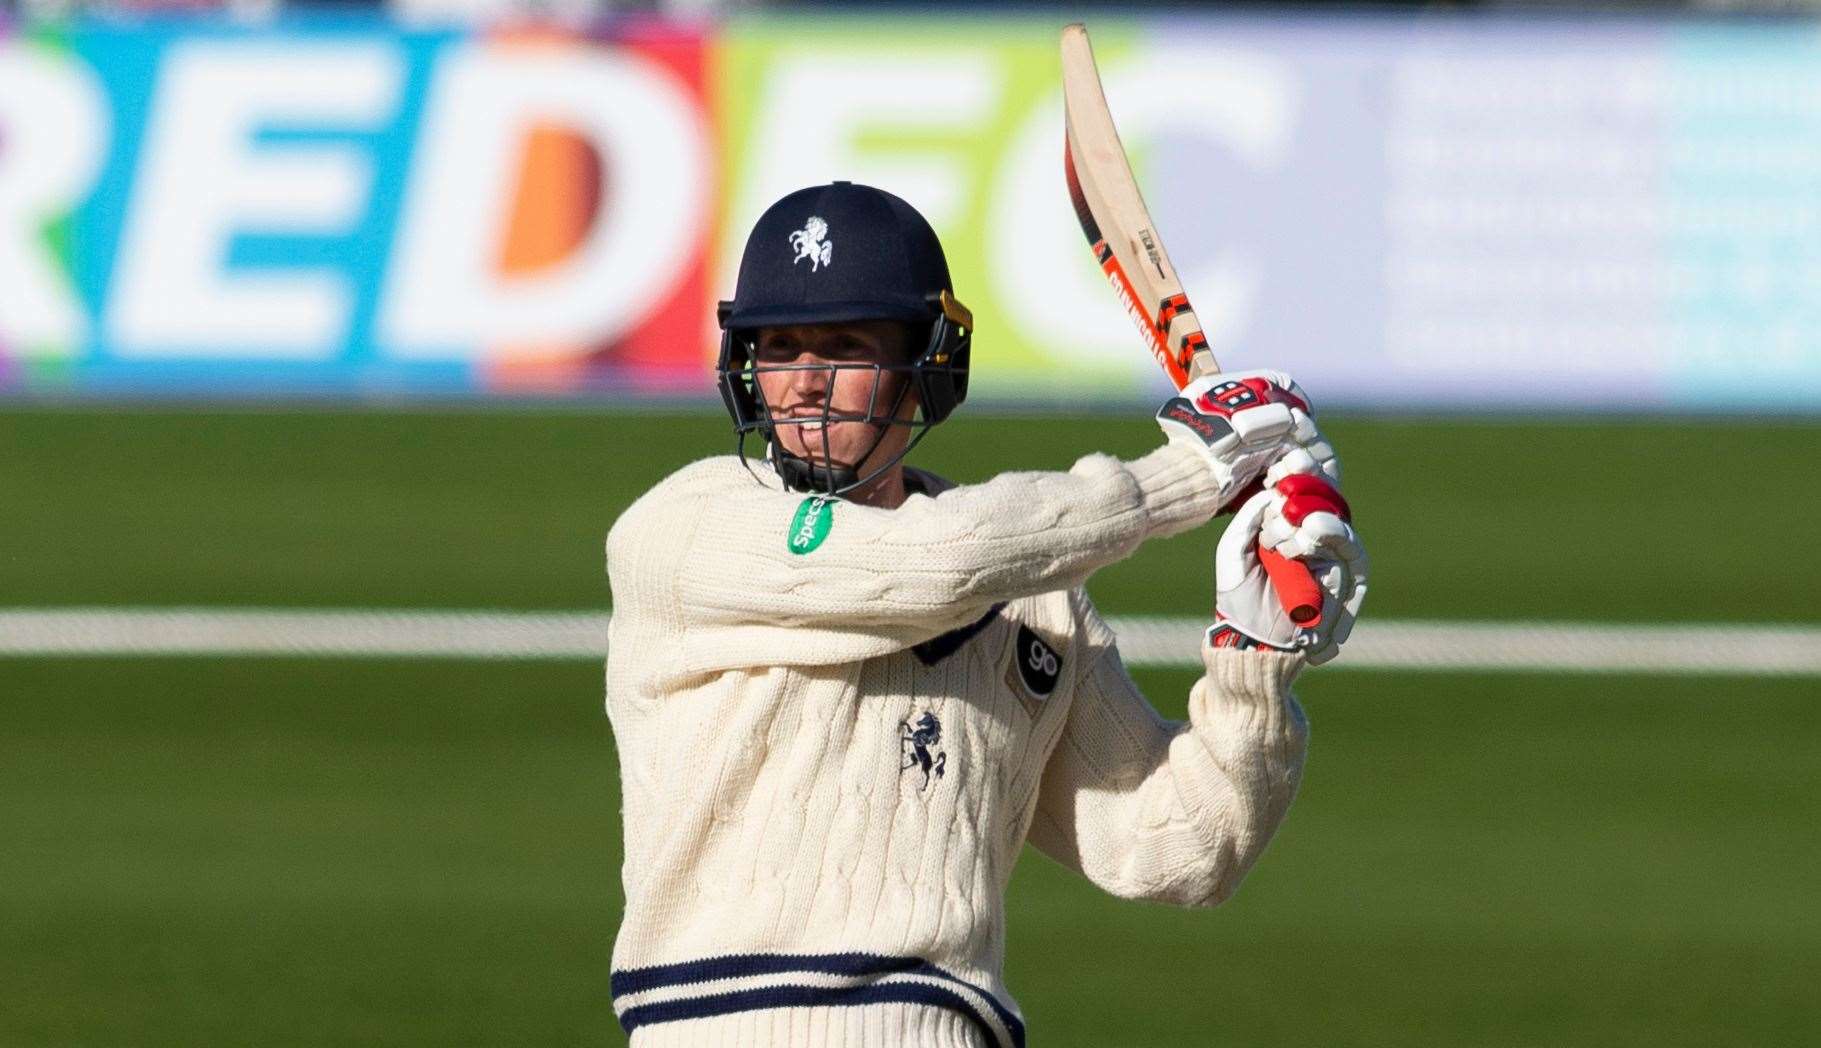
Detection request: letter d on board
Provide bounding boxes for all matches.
[380,45,710,357]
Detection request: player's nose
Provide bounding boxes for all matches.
[784,354,833,401]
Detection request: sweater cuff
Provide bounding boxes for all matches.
[1198,646,1306,734]
[1126,443,1224,540]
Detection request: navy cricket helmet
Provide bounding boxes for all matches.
[716,182,973,496]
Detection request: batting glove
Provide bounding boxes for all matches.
[1155,369,1339,510]
[1209,472,1368,666]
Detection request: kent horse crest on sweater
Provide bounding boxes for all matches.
[604,446,1309,1047]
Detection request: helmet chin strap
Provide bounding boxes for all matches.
[766,419,942,501]
[771,445,862,496]
[768,411,896,497]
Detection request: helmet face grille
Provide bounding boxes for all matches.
[716,320,969,498]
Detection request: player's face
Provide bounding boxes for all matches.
[753,321,919,470]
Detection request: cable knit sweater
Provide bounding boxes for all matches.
[603,444,1309,1048]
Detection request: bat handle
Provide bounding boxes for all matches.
[1257,545,1323,626]
[1180,354,1320,623]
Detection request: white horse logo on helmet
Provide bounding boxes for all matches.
[788,216,833,272]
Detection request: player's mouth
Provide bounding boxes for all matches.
[780,409,830,434]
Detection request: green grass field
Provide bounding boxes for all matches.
[2,408,1819,1047]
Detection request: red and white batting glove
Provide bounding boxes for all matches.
[1208,473,1368,666]
[1155,369,1339,510]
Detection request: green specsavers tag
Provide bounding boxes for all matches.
[787,496,834,555]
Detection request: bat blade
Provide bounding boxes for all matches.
[1061,23,1215,391]
[1061,23,1321,626]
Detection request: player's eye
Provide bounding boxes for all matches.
[756,338,798,361]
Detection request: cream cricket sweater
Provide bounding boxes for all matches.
[604,444,1310,1048]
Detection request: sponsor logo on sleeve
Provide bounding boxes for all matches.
[787,496,833,554]
[1005,623,1062,716]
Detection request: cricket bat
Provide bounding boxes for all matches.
[1060,22,1324,625]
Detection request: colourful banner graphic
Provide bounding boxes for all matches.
[3,15,1821,409]
[1,19,712,396]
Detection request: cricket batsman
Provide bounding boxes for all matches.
[605,182,1367,1047]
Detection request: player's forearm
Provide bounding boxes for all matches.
[1120,442,1230,541]
[1159,648,1309,906]
[908,443,1223,599]
[1039,647,1308,908]
[676,444,1220,632]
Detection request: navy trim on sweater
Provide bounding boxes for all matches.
[912,603,1005,666]
[612,951,1025,1048]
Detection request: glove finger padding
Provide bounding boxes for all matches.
[1264,411,1341,489]
[1261,509,1363,564]
[1276,471,1367,663]
[1156,370,1320,509]
[1215,482,1369,664]
[1303,546,1368,665]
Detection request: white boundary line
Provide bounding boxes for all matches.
[2,608,1819,676]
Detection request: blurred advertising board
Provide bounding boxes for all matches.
[3,14,1820,410]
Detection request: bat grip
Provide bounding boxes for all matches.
[1257,545,1323,626]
